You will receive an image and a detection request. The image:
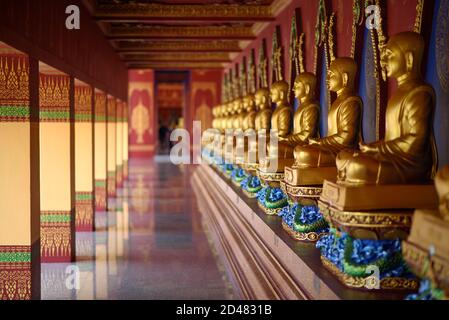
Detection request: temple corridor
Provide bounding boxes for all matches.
[41,158,233,300]
[2,0,449,302]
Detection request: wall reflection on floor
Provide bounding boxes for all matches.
[41,158,233,300]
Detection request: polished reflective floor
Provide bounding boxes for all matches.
[41,158,233,300]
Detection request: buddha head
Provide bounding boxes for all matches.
[293,72,317,100]
[381,31,424,81]
[243,94,256,113]
[233,98,243,114]
[434,165,449,221]
[222,104,228,116]
[227,102,234,115]
[270,80,289,105]
[327,57,357,93]
[254,88,271,110]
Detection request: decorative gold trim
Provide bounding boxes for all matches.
[128,62,225,69]
[414,0,425,34]
[280,181,322,200]
[258,202,283,216]
[318,200,413,229]
[402,240,449,293]
[257,168,284,181]
[328,12,336,63]
[109,25,255,39]
[232,179,243,188]
[241,162,258,172]
[122,52,231,62]
[321,256,419,290]
[117,40,242,53]
[282,220,327,242]
[243,188,258,199]
[95,3,274,20]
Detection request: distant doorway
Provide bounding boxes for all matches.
[155,71,189,155]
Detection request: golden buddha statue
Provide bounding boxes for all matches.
[267,80,293,159]
[232,98,244,131]
[254,88,272,136]
[223,102,235,163]
[402,164,449,299]
[278,73,320,154]
[233,98,246,163]
[242,88,272,166]
[220,104,228,133]
[236,93,257,164]
[336,32,437,186]
[293,58,363,169]
[226,102,235,130]
[242,93,257,131]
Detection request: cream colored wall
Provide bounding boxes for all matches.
[107,121,116,172]
[0,123,31,245]
[116,121,123,167]
[95,122,106,180]
[75,122,93,191]
[40,123,71,211]
[123,121,128,162]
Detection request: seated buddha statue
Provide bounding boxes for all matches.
[242,93,257,132]
[293,58,363,169]
[278,72,320,154]
[267,81,293,159]
[233,98,246,162]
[336,32,437,186]
[224,103,236,162]
[247,88,272,164]
[237,93,257,164]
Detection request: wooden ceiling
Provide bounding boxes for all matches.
[83,0,289,70]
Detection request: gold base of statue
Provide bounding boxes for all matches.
[318,200,414,240]
[321,256,419,291]
[223,171,232,180]
[258,201,283,216]
[281,220,327,242]
[258,158,295,171]
[320,180,438,212]
[257,170,284,188]
[280,181,323,204]
[232,179,243,188]
[402,210,449,297]
[284,166,337,186]
[257,158,294,188]
[242,188,258,199]
[241,162,258,173]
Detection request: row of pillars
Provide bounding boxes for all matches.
[0,51,129,299]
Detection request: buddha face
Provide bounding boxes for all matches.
[255,89,270,109]
[243,95,255,112]
[270,81,289,104]
[270,87,280,103]
[327,58,357,93]
[227,103,234,115]
[293,80,306,99]
[233,100,240,114]
[382,44,407,79]
[327,66,344,92]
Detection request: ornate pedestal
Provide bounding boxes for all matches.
[279,166,336,242]
[402,210,449,300]
[316,180,438,291]
[255,171,286,215]
[231,166,249,187]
